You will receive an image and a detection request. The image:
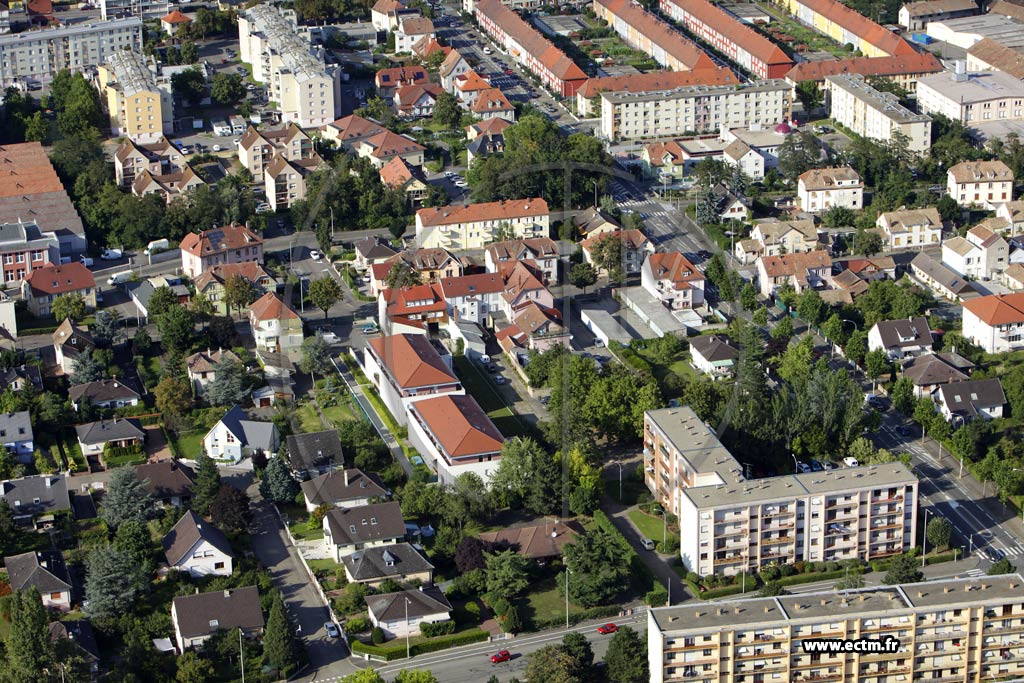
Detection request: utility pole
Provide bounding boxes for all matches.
[405,598,412,660]
[239,629,245,683]
[922,508,930,569]
[565,568,570,629]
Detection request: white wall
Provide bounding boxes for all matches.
[174,540,233,578]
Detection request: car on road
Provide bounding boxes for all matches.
[491,650,512,664]
[494,376,507,385]
[100,248,123,260]
[324,622,340,638]
[317,327,340,344]
[310,249,322,260]
[213,144,222,152]
[640,538,656,551]
[796,461,812,473]
[597,623,619,635]
[843,457,860,468]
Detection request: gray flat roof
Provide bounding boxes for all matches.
[601,79,789,105]
[826,74,932,124]
[920,68,1024,103]
[646,407,745,485]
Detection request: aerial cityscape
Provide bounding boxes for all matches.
[0,0,1023,680]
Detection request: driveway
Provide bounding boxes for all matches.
[143,425,173,462]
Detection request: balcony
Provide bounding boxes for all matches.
[713,554,746,566]
[761,536,795,546]
[915,630,966,643]
[735,646,788,660]
[792,672,842,682]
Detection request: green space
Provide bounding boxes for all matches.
[603,476,648,506]
[288,519,324,541]
[320,400,356,427]
[307,558,342,575]
[167,428,205,460]
[295,403,326,433]
[753,2,855,57]
[451,356,527,438]
[517,577,589,626]
[627,508,669,543]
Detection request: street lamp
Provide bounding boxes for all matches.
[564,568,570,629]
[613,461,625,502]
[239,628,246,683]
[922,508,930,568]
[791,454,800,474]
[405,597,412,660]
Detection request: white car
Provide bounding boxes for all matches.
[482,47,492,54]
[843,457,860,468]
[310,249,322,260]
[454,180,468,188]
[212,144,222,152]
[324,622,340,638]
[255,203,272,214]
[317,328,340,344]
[100,248,122,260]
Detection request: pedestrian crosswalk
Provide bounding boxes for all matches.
[976,545,1024,561]
[965,568,986,578]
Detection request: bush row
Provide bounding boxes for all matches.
[350,629,489,661]
[592,510,656,593]
[419,620,456,637]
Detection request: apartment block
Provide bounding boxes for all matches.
[648,574,1024,683]
[778,0,918,57]
[575,69,739,117]
[238,5,342,128]
[0,17,143,89]
[825,74,932,152]
[96,50,173,143]
[113,137,184,187]
[918,67,1024,125]
[947,159,1014,209]
[100,0,168,20]
[784,52,944,95]
[593,0,714,73]
[415,198,550,250]
[599,80,791,142]
[643,407,917,577]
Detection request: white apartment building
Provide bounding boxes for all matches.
[876,207,943,249]
[95,50,173,143]
[942,224,1008,280]
[238,5,342,128]
[962,292,1024,353]
[947,159,1014,209]
[918,67,1024,125]
[798,166,864,213]
[406,394,504,486]
[825,74,932,152]
[415,198,550,250]
[644,407,918,577]
[599,80,792,142]
[0,17,143,89]
[648,574,1024,683]
[361,333,464,426]
[100,0,168,20]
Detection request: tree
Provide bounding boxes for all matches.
[433,91,461,128]
[22,111,48,143]
[114,518,154,572]
[264,592,299,674]
[485,549,531,602]
[158,305,195,353]
[300,333,333,376]
[455,536,488,573]
[154,376,192,424]
[937,194,960,224]
[385,262,421,289]
[171,67,206,106]
[890,376,915,415]
[308,275,343,318]
[133,326,152,354]
[882,552,923,584]
[796,289,827,325]
[101,467,155,528]
[822,205,855,229]
[795,80,823,111]
[180,41,198,64]
[92,309,123,347]
[490,438,560,514]
[51,293,86,323]
[212,73,246,105]
[760,581,788,596]
[741,282,758,311]
[853,229,883,257]
[988,558,1017,575]
[926,516,952,550]
[569,262,598,292]
[147,286,179,319]
[260,457,300,504]
[778,131,824,181]
[204,359,247,406]
[85,544,149,619]
[590,233,624,280]
[210,484,251,532]
[69,348,105,385]
[394,672,440,683]
[223,274,256,318]
[524,645,580,683]
[695,188,719,226]
[770,315,793,342]
[560,527,631,607]
[175,651,215,683]
[604,626,649,683]
[191,453,222,515]
[864,348,890,389]
[844,328,868,366]
[341,672,386,683]
[914,396,937,432]
[561,631,595,682]
[3,588,52,683]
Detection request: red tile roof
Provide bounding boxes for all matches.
[379,156,419,189]
[594,0,715,71]
[471,88,514,114]
[439,272,505,299]
[367,334,459,388]
[963,293,1024,325]
[759,250,833,277]
[475,0,587,81]
[646,252,704,290]
[417,198,548,227]
[24,262,95,297]
[784,52,942,82]
[0,142,67,198]
[249,292,299,321]
[577,68,738,98]
[180,223,262,258]
[410,394,504,458]
[375,66,428,89]
[361,131,426,159]
[161,9,191,23]
[194,261,275,291]
[455,71,491,93]
[661,0,792,67]
[325,114,386,143]
[380,283,447,319]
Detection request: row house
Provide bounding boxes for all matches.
[777,0,919,57]
[911,251,983,302]
[574,68,738,117]
[783,51,944,96]
[593,0,715,73]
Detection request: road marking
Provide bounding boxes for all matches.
[965,569,986,577]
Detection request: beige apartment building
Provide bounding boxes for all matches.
[947,160,1014,209]
[96,50,173,143]
[825,74,931,153]
[415,199,550,250]
[798,166,864,213]
[648,574,1024,683]
[644,407,918,577]
[599,80,791,141]
[918,68,1024,125]
[238,5,342,128]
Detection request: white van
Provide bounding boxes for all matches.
[79,255,94,267]
[144,239,169,255]
[106,271,132,286]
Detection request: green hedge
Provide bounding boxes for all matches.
[592,510,655,593]
[609,342,652,375]
[685,580,752,601]
[350,629,489,661]
[420,620,456,637]
[924,551,958,566]
[775,568,850,587]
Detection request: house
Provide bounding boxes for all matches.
[465,123,507,165]
[996,200,1024,233]
[581,230,654,276]
[910,252,982,302]
[129,276,191,320]
[75,418,144,456]
[435,272,505,326]
[496,262,553,319]
[902,352,974,398]
[363,334,463,426]
[962,292,1024,352]
[131,165,206,204]
[835,257,897,281]
[203,405,279,463]
[354,236,398,268]
[3,550,72,611]
[374,65,428,99]
[171,586,264,652]
[378,283,449,335]
[136,460,195,507]
[471,88,515,121]
[831,269,870,299]
[797,167,864,213]
[747,220,820,258]
[495,301,568,354]
[161,8,192,34]
[366,585,452,638]
[573,207,622,239]
[0,475,70,529]
[194,262,278,316]
[0,364,42,393]
[0,410,31,464]
[237,123,316,182]
[52,320,95,376]
[711,183,750,222]
[301,468,387,513]
[373,249,465,296]
[114,136,184,187]
[264,153,326,212]
[251,377,295,408]
[0,219,60,285]
[162,510,234,578]
[724,139,765,180]
[641,252,706,310]
[485,238,559,284]
[943,225,1008,280]
[876,207,943,249]
[935,378,1006,422]
[248,292,303,355]
[1005,263,1024,290]
[322,114,387,152]
[322,501,406,562]
[379,156,430,203]
[453,71,492,107]
[394,83,443,118]
[689,334,739,377]
[947,160,1014,209]
[396,16,434,54]
[416,198,550,250]
[284,429,345,478]
[756,250,833,298]
[466,116,511,145]
[357,131,426,169]
[68,379,141,412]
[21,263,96,318]
[180,224,264,279]
[371,0,407,30]
[868,317,933,360]
[899,0,978,31]
[440,48,472,92]
[406,394,504,485]
[341,543,434,587]
[478,520,581,560]
[48,620,100,673]
[185,348,242,395]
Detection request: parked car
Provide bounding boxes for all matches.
[255,203,272,214]
[796,461,812,473]
[479,355,491,364]
[212,145,222,152]
[494,376,506,385]
[486,363,498,373]
[490,650,512,664]
[324,622,340,638]
[310,249,322,260]
[640,538,656,551]
[361,324,379,334]
[100,248,122,260]
[810,460,824,472]
[843,457,860,468]
[79,256,94,267]
[597,623,619,635]
[317,327,340,344]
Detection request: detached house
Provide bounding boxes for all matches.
[171,586,264,652]
[573,206,621,239]
[342,543,434,587]
[581,230,654,276]
[354,236,398,268]
[363,333,463,425]
[367,586,452,638]
[996,200,1024,233]
[52,320,94,376]
[203,405,279,463]
[0,410,32,462]
[301,468,387,513]
[471,87,515,121]
[453,71,491,107]
[0,475,70,529]
[797,167,864,213]
[438,272,505,325]
[248,292,303,355]
[902,352,974,398]
[193,262,278,316]
[68,380,141,412]
[322,501,406,562]
[185,348,242,395]
[21,263,96,318]
[497,262,553,319]
[689,334,739,377]
[495,301,568,354]
[75,418,144,457]
[947,160,1014,209]
[406,394,504,485]
[877,207,942,249]
[942,225,1008,280]
[395,16,434,54]
[136,460,195,507]
[935,378,1006,422]
[357,131,426,169]
[375,66,428,99]
[641,252,706,310]
[868,316,933,359]
[322,114,387,152]
[162,510,234,578]
[962,292,1024,353]
[4,550,72,611]
[439,49,471,92]
[756,250,832,298]
[285,429,345,478]
[379,156,430,204]
[466,117,510,165]
[741,220,820,262]
[394,83,443,119]
[485,237,559,284]
[180,224,264,279]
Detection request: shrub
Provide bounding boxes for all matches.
[686,572,700,584]
[760,565,782,582]
[464,601,481,620]
[371,626,385,644]
[420,620,456,637]
[488,596,510,619]
[779,564,798,577]
[645,586,668,606]
[345,616,370,633]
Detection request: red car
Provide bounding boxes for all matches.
[597,623,619,635]
[490,650,512,664]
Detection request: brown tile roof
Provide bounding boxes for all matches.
[644,140,684,166]
[249,292,299,321]
[264,153,324,178]
[372,0,402,13]
[948,159,1014,184]
[646,252,704,290]
[115,136,175,163]
[162,509,233,566]
[24,262,95,297]
[417,198,548,227]
[386,247,458,271]
[594,0,715,70]
[471,88,514,114]
[581,229,649,252]
[967,37,1024,78]
[784,52,942,82]
[439,49,467,78]
[172,586,264,639]
[410,394,504,458]
[68,379,140,405]
[375,66,428,88]
[194,262,276,291]
[798,166,863,189]
[512,300,562,333]
[467,116,512,138]
[367,333,458,388]
[989,0,1024,20]
[475,0,588,81]
[502,261,545,298]
[136,460,196,500]
[379,156,418,189]
[902,0,977,16]
[362,131,426,159]
[831,269,870,296]
[661,0,792,66]
[962,292,1024,325]
[439,272,505,298]
[479,520,582,559]
[790,0,915,55]
[325,115,387,143]
[486,237,558,262]
[759,250,833,277]
[324,501,406,546]
[180,223,263,258]
[0,142,68,197]
[161,9,191,23]
[186,348,241,374]
[400,16,434,35]
[578,68,738,99]
[394,83,443,110]
[413,36,450,59]
[300,468,387,507]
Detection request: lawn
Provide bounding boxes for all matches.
[307,558,342,575]
[295,403,325,433]
[321,400,356,426]
[289,520,324,541]
[168,428,205,460]
[452,357,527,437]
[628,509,669,543]
[635,346,697,397]
[517,577,588,627]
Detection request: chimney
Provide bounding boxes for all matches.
[45,477,52,488]
[820,599,828,606]
[917,591,924,598]
[224,590,231,598]
[764,606,772,613]
[695,611,705,618]
[981,582,989,590]
[344,469,349,487]
[944,586,952,594]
